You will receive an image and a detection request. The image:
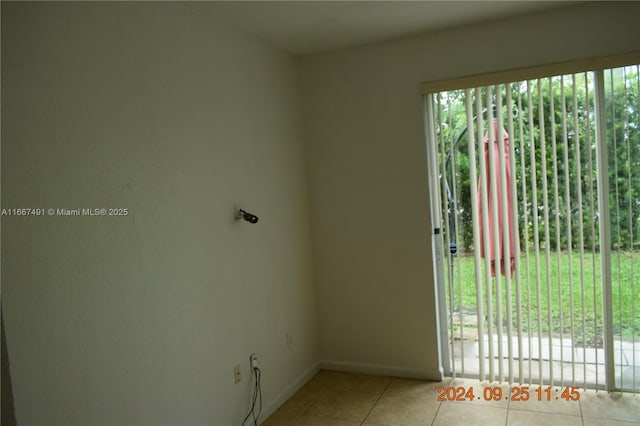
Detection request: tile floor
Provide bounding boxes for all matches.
[262,370,640,426]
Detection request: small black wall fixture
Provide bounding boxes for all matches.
[236,208,259,224]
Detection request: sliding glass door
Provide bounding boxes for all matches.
[425,65,639,393]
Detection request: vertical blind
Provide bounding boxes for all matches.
[426,66,640,393]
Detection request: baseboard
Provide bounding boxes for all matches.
[319,360,443,381]
[259,362,320,424]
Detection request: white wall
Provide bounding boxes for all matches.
[300,2,640,379]
[1,2,318,425]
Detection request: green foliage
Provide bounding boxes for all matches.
[436,67,640,252]
[605,68,640,250]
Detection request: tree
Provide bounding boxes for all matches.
[436,66,640,253]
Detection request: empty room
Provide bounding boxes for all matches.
[2,1,639,425]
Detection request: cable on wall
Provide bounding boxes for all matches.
[242,365,262,426]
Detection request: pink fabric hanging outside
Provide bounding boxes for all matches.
[478,119,517,277]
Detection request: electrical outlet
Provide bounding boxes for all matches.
[250,353,258,370]
[233,364,241,384]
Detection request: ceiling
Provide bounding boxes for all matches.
[186,1,576,55]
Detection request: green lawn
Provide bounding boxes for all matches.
[445,250,640,341]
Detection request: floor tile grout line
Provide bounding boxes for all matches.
[507,381,512,410]
[428,376,456,426]
[301,398,314,416]
[430,401,443,426]
[578,390,585,426]
[506,407,582,416]
[580,417,640,425]
[428,377,455,426]
[359,377,392,426]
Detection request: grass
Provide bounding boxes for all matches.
[445,250,640,342]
